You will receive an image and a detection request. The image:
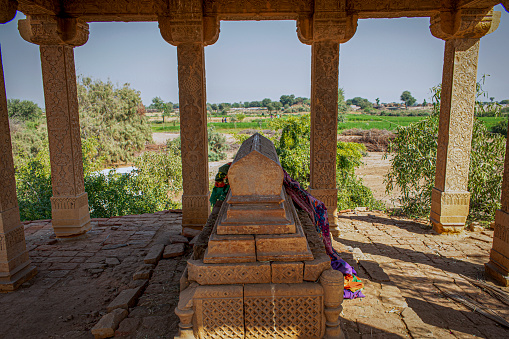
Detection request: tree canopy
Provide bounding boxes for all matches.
[400,91,417,108]
[280,94,295,106]
[7,99,43,121]
[78,77,152,164]
[347,97,372,110]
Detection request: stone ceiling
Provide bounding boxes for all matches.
[13,0,502,22]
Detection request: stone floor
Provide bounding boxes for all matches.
[0,210,508,339]
[336,211,509,339]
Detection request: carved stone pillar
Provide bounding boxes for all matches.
[19,15,91,237]
[177,43,209,230]
[299,1,357,236]
[429,9,500,233]
[159,6,219,231]
[485,119,509,286]
[309,41,340,235]
[0,48,37,291]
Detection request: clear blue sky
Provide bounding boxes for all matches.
[1,5,507,109]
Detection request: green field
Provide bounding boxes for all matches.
[150,114,507,133]
[151,121,271,134]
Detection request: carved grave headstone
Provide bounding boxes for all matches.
[174,134,344,339]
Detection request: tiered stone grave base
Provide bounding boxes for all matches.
[176,200,343,339]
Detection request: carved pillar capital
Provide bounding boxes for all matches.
[158,0,220,47]
[297,14,357,45]
[159,16,220,46]
[430,8,500,41]
[313,13,357,43]
[0,0,17,24]
[297,0,357,45]
[18,15,89,47]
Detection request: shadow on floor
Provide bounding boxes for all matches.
[338,214,432,235]
[335,236,485,280]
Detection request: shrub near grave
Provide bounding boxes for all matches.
[385,83,506,221]
[16,138,183,220]
[268,115,383,211]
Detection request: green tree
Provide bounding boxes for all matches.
[266,103,274,113]
[280,94,295,107]
[211,103,218,112]
[347,97,372,110]
[400,91,416,109]
[500,99,509,105]
[150,96,165,111]
[9,116,47,166]
[162,102,174,123]
[7,99,43,121]
[78,77,152,164]
[262,98,272,107]
[236,113,246,122]
[294,97,307,105]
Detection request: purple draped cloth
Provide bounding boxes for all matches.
[283,171,365,299]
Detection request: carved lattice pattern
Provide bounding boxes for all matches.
[201,298,244,338]
[244,296,322,338]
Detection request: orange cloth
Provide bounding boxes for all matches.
[344,274,364,292]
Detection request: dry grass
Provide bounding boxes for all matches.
[339,128,396,152]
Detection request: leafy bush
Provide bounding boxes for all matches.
[15,148,52,221]
[385,115,438,216]
[268,115,382,210]
[16,138,183,221]
[166,126,228,161]
[7,99,43,121]
[208,126,228,161]
[269,115,311,185]
[78,77,152,164]
[336,142,384,210]
[385,83,506,221]
[236,113,246,122]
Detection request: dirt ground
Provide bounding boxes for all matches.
[355,152,401,208]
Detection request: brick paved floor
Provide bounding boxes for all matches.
[336,211,509,339]
[0,210,508,338]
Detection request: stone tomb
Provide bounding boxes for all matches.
[175,134,344,339]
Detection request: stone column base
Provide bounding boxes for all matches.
[485,261,509,286]
[182,194,210,231]
[430,188,470,233]
[485,209,509,286]
[51,193,91,238]
[0,262,37,292]
[308,188,339,237]
[0,208,38,291]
